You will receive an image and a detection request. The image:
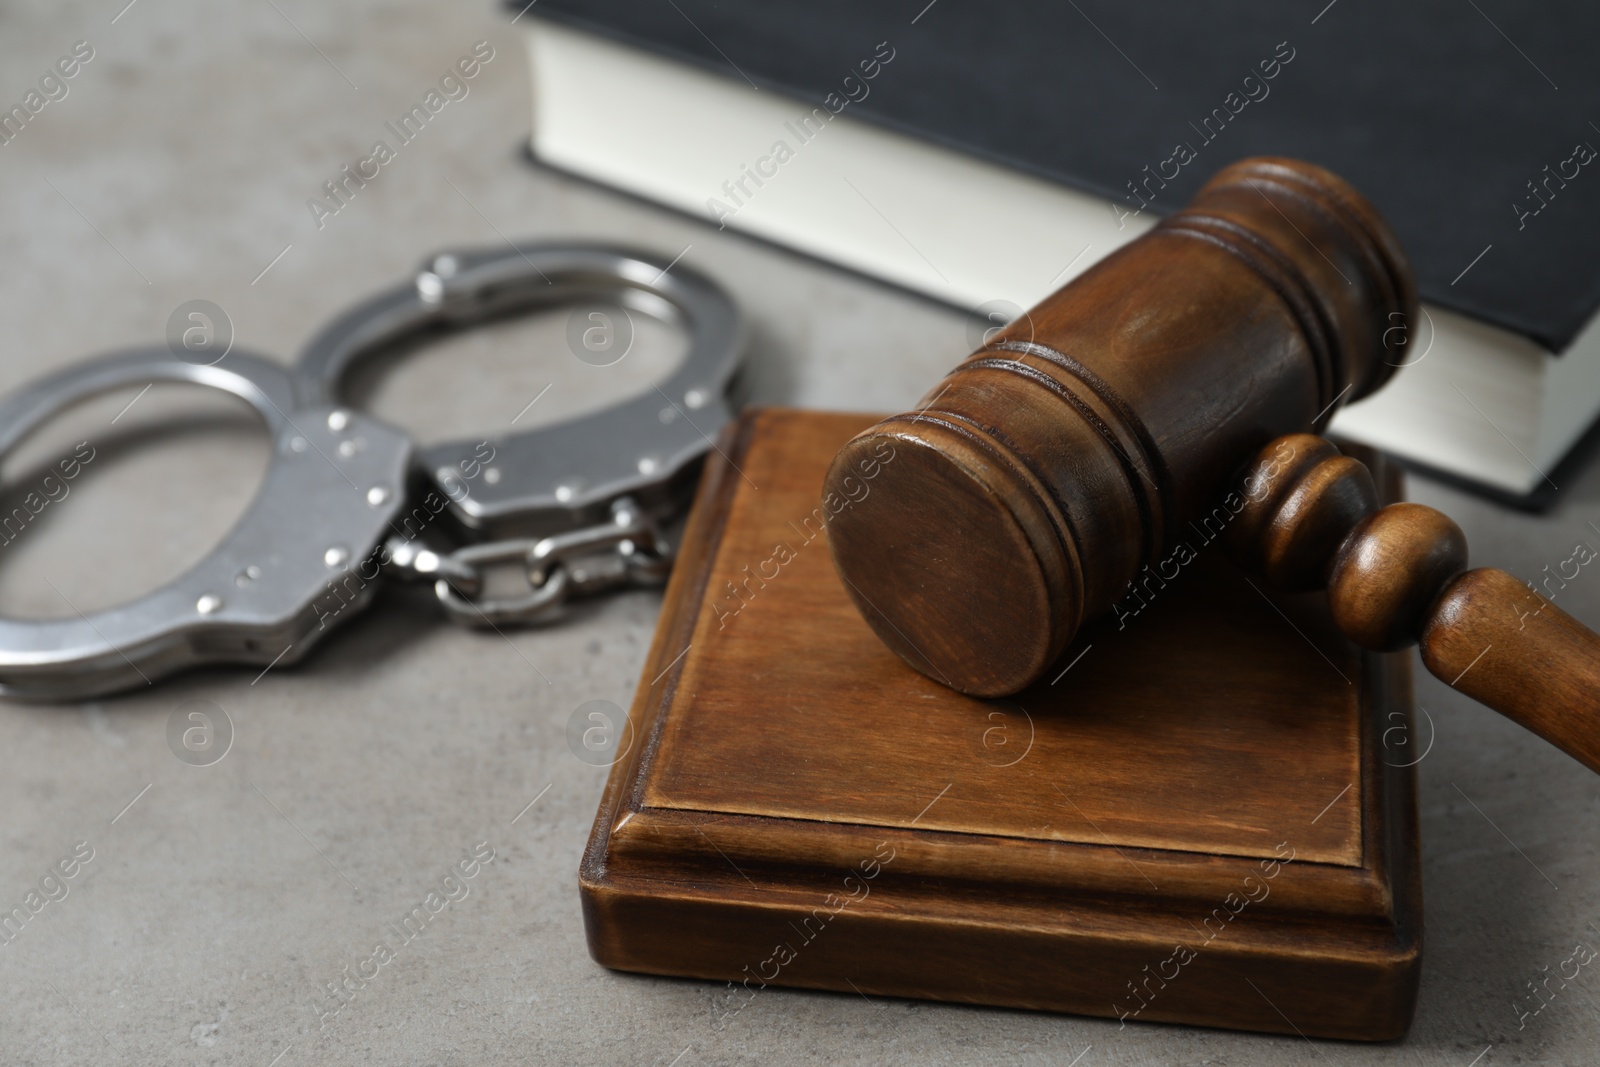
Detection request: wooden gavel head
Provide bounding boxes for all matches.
[825,157,1417,697]
[825,155,1600,777]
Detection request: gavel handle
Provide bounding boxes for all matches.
[1227,434,1600,775]
[1423,569,1600,773]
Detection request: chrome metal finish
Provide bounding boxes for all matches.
[0,244,741,697]
[0,348,410,700]
[432,497,670,627]
[293,243,743,540]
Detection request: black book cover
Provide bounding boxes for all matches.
[521,0,1600,352]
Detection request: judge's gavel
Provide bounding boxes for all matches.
[824,156,1600,774]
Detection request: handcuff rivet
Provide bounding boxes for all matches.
[278,243,741,639]
[0,346,418,699]
[338,437,367,458]
[327,410,350,432]
[324,546,350,568]
[366,486,391,507]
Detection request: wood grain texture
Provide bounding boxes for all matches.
[1230,434,1600,775]
[1422,568,1600,774]
[1227,437,1380,592]
[1328,504,1469,652]
[823,157,1418,696]
[580,408,1422,1041]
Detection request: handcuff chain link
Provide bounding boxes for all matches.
[299,242,741,632]
[0,243,740,698]
[382,497,673,627]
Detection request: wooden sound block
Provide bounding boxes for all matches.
[580,409,1422,1041]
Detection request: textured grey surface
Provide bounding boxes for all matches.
[1,1,1598,1064]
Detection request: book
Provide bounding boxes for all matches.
[510,0,1600,504]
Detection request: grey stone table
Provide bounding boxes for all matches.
[1,1,1597,1064]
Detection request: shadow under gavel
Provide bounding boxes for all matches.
[824,155,1600,775]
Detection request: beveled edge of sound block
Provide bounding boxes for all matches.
[579,408,1422,1042]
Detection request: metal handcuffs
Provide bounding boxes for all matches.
[0,244,742,700]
